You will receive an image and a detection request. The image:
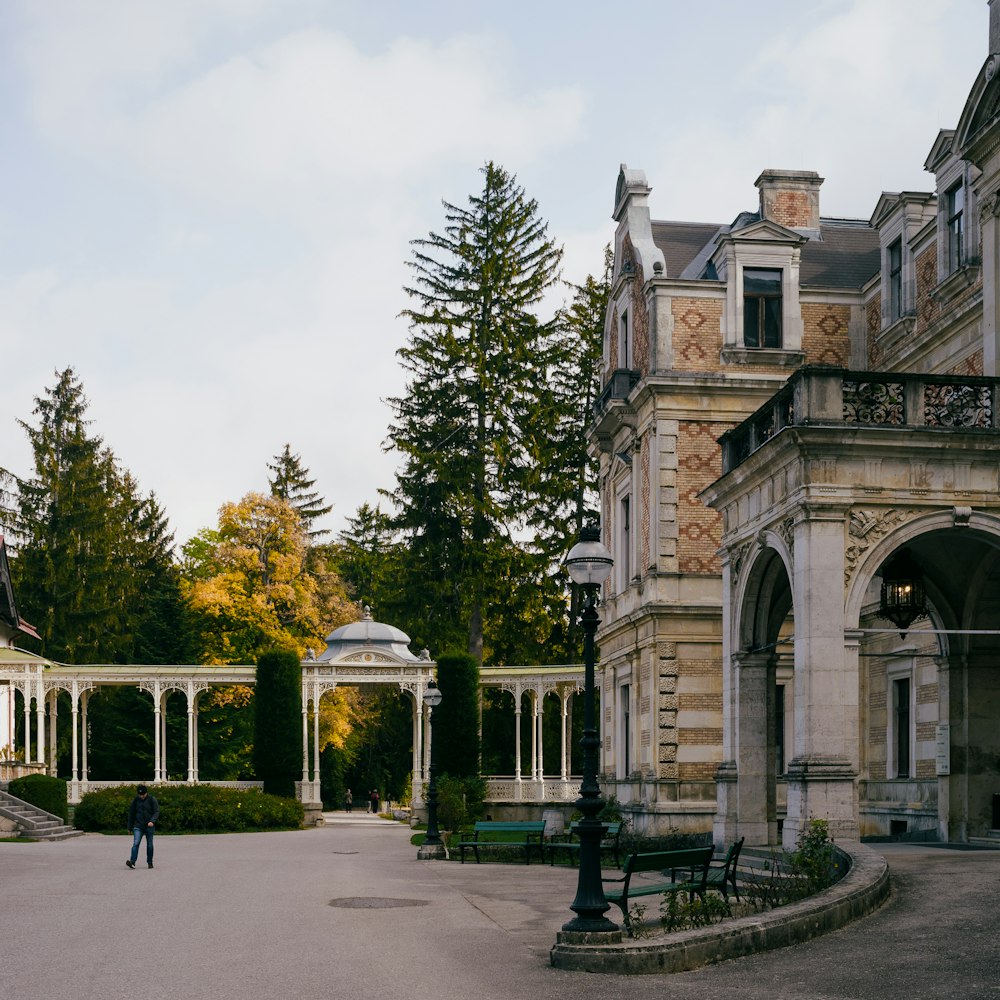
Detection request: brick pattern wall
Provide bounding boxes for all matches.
[802,302,850,366]
[947,349,983,376]
[677,422,724,574]
[623,234,650,377]
[915,244,940,333]
[673,297,722,371]
[866,296,881,368]
[768,190,813,229]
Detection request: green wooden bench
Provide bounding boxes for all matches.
[456,821,547,864]
[705,837,744,902]
[547,821,623,867]
[602,846,714,934]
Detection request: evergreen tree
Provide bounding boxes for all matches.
[267,444,332,540]
[3,369,139,663]
[333,503,403,619]
[385,162,563,663]
[432,651,481,779]
[253,647,302,798]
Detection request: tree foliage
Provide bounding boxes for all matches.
[432,651,480,779]
[253,647,302,798]
[181,492,354,663]
[385,162,563,663]
[0,368,188,665]
[267,444,332,540]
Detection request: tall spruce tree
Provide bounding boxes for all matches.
[267,444,332,540]
[385,162,563,663]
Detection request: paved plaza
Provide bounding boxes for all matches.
[2,815,999,1000]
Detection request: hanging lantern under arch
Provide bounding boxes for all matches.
[879,548,927,634]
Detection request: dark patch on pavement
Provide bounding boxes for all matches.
[328,897,429,909]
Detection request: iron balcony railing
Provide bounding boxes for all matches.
[720,365,1000,474]
[594,368,641,417]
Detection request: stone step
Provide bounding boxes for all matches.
[0,789,81,841]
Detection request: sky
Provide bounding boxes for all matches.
[0,0,990,547]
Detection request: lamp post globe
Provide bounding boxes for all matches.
[418,680,445,859]
[560,524,620,938]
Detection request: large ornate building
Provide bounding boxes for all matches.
[594,1,1000,847]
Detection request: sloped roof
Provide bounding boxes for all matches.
[650,216,879,290]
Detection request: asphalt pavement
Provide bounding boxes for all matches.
[1,815,998,1000]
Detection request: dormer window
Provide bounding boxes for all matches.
[888,239,903,322]
[947,182,965,272]
[743,268,782,348]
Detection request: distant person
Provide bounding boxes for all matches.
[370,789,380,815]
[345,788,353,813]
[126,784,159,870]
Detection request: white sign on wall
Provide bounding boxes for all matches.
[936,724,950,776]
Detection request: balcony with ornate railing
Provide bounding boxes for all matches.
[720,366,1000,474]
[593,368,641,418]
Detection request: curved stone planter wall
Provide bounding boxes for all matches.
[550,842,889,975]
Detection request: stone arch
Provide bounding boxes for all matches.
[735,537,794,654]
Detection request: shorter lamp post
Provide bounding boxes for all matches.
[560,523,619,938]
[417,680,445,860]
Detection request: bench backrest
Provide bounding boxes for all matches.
[624,846,713,876]
[473,821,546,833]
[569,821,621,837]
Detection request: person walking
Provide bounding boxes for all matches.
[126,784,159,870]
[370,789,380,816]
[345,788,353,813]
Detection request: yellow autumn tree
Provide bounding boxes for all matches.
[182,492,356,664]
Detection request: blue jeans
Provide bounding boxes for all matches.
[130,825,154,864]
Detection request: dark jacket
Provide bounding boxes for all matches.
[128,794,160,830]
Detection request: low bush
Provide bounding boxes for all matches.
[9,774,68,823]
[74,785,304,833]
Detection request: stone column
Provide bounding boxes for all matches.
[530,691,539,780]
[536,690,545,782]
[192,692,200,782]
[733,652,775,846]
[937,653,969,842]
[22,682,31,765]
[784,508,859,847]
[979,189,1000,376]
[411,695,423,806]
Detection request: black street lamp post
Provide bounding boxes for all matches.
[560,524,619,937]
[417,680,445,860]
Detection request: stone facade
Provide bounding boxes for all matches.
[593,3,1000,845]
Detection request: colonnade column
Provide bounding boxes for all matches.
[312,684,321,802]
[411,696,424,806]
[70,682,80,801]
[514,690,522,781]
[785,508,859,847]
[152,682,162,782]
[47,689,58,774]
[80,691,89,792]
[34,673,45,765]
[301,697,309,787]
[535,690,545,782]
[186,683,196,783]
[560,693,569,780]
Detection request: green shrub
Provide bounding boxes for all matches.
[74,785,304,833]
[435,775,487,831]
[254,648,302,798]
[9,774,68,824]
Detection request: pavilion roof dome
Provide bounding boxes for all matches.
[313,607,428,664]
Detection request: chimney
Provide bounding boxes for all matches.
[755,169,824,231]
[991,0,1000,54]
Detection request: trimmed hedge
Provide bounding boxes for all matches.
[9,774,69,824]
[74,784,304,833]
